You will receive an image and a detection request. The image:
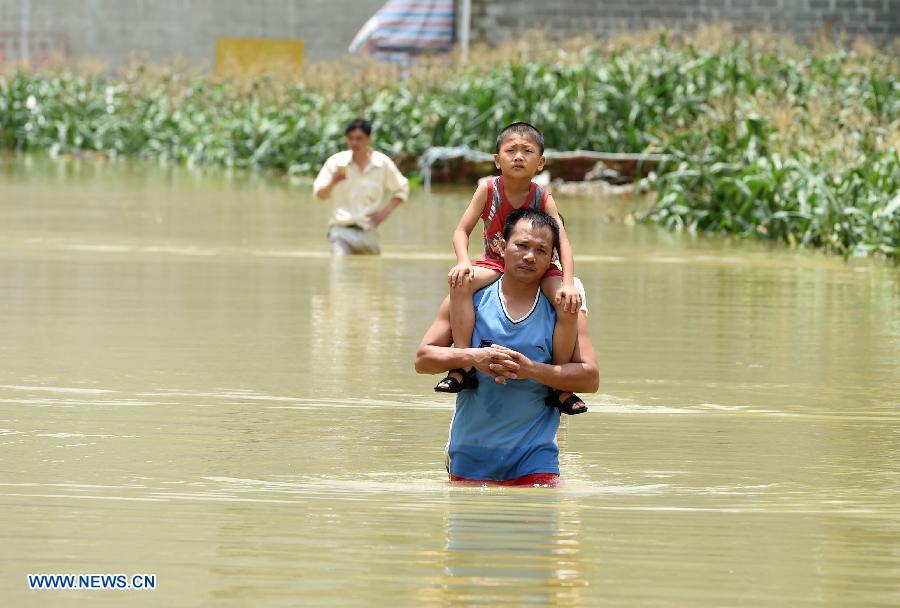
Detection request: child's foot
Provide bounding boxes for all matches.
[434,368,479,393]
[544,390,587,415]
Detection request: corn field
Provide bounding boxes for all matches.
[1,29,897,259]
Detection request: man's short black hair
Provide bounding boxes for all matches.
[502,208,560,254]
[495,121,544,154]
[345,118,372,136]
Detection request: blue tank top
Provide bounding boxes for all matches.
[447,278,560,480]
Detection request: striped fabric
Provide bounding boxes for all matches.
[349,0,455,59]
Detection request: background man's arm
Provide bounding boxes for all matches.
[368,196,404,228]
[369,158,410,227]
[313,157,344,200]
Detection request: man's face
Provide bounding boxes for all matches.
[500,219,555,284]
[345,128,371,153]
[494,133,545,179]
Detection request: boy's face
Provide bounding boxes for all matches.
[494,133,545,179]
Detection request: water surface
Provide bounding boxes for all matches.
[1,155,899,606]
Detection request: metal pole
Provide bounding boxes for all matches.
[459,0,471,61]
[20,0,30,62]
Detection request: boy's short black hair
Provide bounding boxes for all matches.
[502,208,560,254]
[345,118,372,136]
[495,121,544,154]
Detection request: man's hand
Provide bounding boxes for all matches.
[447,262,475,288]
[464,345,526,385]
[486,344,534,384]
[314,167,346,200]
[367,196,403,229]
[367,208,389,228]
[555,283,582,314]
[331,168,347,186]
[468,346,504,377]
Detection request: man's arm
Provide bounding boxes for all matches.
[368,158,409,227]
[368,195,404,228]
[386,159,410,201]
[488,311,599,393]
[313,157,345,200]
[415,298,599,394]
[414,297,497,376]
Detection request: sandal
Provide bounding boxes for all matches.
[544,390,588,415]
[434,368,479,393]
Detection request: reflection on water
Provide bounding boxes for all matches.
[1,155,899,606]
[309,258,409,394]
[427,491,588,607]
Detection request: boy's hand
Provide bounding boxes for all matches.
[448,262,475,288]
[555,283,583,314]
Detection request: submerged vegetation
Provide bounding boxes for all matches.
[0,26,897,259]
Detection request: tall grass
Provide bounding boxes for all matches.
[0,26,896,259]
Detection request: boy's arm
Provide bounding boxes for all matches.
[544,194,582,312]
[452,181,489,264]
[543,194,575,285]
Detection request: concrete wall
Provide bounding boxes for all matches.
[0,0,895,69]
[469,0,899,46]
[0,0,386,68]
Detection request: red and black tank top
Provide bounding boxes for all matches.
[480,176,549,261]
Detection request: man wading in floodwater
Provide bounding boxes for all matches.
[312,118,409,255]
[415,209,599,486]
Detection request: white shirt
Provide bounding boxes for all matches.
[313,150,409,229]
[574,277,589,314]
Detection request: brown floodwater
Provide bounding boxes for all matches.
[1,154,898,606]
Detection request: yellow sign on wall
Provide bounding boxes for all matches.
[215,38,304,79]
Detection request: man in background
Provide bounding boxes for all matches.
[313,118,409,255]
